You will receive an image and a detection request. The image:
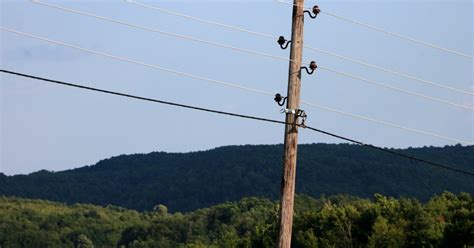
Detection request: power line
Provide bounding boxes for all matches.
[0,69,278,124]
[318,66,474,111]
[125,0,276,39]
[126,0,473,96]
[275,0,474,59]
[2,69,473,177]
[320,11,474,59]
[304,125,474,177]
[2,26,472,145]
[0,27,272,96]
[300,101,473,144]
[303,46,474,96]
[30,1,474,111]
[31,0,289,63]
[31,1,473,111]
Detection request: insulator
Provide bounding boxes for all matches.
[274,93,283,102]
[277,36,291,49]
[312,5,321,15]
[277,36,286,46]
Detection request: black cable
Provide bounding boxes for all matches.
[1,69,473,177]
[304,126,473,176]
[0,70,286,126]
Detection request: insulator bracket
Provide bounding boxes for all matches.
[301,61,318,75]
[274,93,288,106]
[277,36,292,49]
[304,5,321,19]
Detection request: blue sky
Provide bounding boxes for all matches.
[1,0,473,175]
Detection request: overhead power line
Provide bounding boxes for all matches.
[125,0,276,39]
[2,26,472,145]
[2,69,473,177]
[27,2,474,111]
[31,0,289,63]
[300,101,472,144]
[319,11,474,59]
[0,27,271,96]
[302,46,474,96]
[318,66,474,111]
[275,0,474,59]
[126,0,473,97]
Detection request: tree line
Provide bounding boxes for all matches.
[0,192,472,247]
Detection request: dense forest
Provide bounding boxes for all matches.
[1,144,473,212]
[0,192,472,247]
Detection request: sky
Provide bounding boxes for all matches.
[1,0,472,175]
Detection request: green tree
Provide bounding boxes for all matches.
[368,217,405,248]
[76,234,94,248]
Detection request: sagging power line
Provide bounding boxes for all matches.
[125,0,474,96]
[2,68,473,177]
[31,1,474,112]
[2,26,472,145]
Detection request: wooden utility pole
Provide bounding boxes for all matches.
[276,0,305,247]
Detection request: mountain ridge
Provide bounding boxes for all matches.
[0,143,472,212]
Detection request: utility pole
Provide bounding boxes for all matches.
[277,0,305,247]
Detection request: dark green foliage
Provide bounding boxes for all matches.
[0,193,472,247]
[0,144,472,212]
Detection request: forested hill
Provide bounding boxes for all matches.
[0,144,473,212]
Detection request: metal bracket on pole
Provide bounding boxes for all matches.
[304,5,321,19]
[281,108,297,115]
[280,108,308,126]
[296,109,307,126]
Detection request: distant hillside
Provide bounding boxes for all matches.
[0,144,473,212]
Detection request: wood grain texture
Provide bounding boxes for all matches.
[277,1,305,247]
